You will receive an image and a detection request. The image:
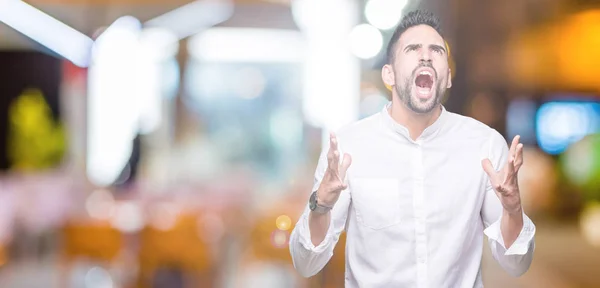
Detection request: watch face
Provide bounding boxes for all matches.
[309,191,317,211]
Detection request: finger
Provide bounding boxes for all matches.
[481,159,497,178]
[509,135,520,157]
[339,153,352,181]
[505,156,516,182]
[514,143,524,170]
[332,150,340,172]
[328,135,340,172]
[330,132,338,152]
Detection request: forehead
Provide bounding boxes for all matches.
[397,24,445,48]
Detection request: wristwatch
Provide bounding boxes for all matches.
[309,191,332,214]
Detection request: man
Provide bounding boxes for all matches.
[289,10,535,287]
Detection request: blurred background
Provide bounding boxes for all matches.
[0,0,599,287]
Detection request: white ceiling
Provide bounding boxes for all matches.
[0,1,298,50]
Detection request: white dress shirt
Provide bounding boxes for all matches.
[289,103,536,287]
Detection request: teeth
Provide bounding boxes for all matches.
[419,71,432,76]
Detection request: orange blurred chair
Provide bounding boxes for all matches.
[235,207,313,288]
[137,213,216,288]
[0,243,7,268]
[60,221,124,286]
[320,232,346,288]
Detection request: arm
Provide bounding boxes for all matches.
[289,133,352,278]
[481,130,536,277]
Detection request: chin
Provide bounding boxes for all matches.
[408,90,439,114]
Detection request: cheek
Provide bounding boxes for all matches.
[435,64,450,79]
[397,67,414,80]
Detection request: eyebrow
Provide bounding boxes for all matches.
[403,44,447,54]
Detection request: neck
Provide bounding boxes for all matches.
[388,99,442,141]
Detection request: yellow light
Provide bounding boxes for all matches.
[508,9,600,91]
[445,40,456,80]
[580,202,600,248]
[275,215,292,231]
[556,10,600,91]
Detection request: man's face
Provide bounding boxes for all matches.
[383,24,452,114]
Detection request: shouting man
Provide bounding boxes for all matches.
[289,10,535,288]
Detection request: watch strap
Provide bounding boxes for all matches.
[310,191,332,214]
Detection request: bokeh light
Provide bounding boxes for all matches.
[518,147,557,214]
[85,189,116,220]
[109,201,144,233]
[270,230,289,248]
[349,24,383,59]
[364,0,408,30]
[84,266,114,288]
[536,101,600,155]
[561,134,600,200]
[275,215,292,231]
[149,202,179,231]
[580,202,600,248]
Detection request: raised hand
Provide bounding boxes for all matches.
[482,135,524,215]
[317,132,352,207]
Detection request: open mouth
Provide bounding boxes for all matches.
[415,71,433,89]
[414,70,434,98]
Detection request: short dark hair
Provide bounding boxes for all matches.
[386,10,443,64]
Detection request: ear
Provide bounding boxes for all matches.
[446,68,452,89]
[382,64,395,87]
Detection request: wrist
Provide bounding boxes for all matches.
[310,190,333,214]
[503,205,523,218]
[310,209,330,219]
[316,188,335,208]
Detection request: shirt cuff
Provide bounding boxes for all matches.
[297,211,335,254]
[483,211,536,256]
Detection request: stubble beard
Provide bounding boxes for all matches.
[396,74,445,114]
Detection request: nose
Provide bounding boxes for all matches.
[419,49,432,63]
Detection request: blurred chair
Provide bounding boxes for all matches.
[60,221,124,287]
[137,213,216,288]
[0,243,7,268]
[320,232,346,288]
[236,208,310,288]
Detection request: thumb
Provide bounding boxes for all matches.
[481,158,496,178]
[339,153,352,180]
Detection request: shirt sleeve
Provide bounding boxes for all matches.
[481,129,536,277]
[289,140,351,278]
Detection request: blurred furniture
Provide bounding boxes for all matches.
[60,221,124,287]
[137,213,216,288]
[236,205,310,288]
[319,232,346,288]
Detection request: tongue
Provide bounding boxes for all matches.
[416,75,432,88]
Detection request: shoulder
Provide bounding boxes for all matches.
[444,111,504,143]
[334,112,382,141]
[444,112,509,164]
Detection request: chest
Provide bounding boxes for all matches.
[346,141,487,230]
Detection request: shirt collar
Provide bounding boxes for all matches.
[380,101,448,142]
